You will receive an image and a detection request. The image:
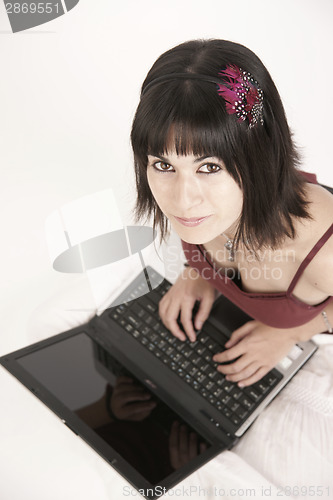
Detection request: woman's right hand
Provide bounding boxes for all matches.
[158,266,216,342]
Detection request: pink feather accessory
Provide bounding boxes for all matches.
[216,64,264,128]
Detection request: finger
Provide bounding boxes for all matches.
[178,424,189,463]
[225,320,257,348]
[216,354,252,376]
[180,297,197,342]
[194,294,214,331]
[131,401,157,414]
[130,410,155,422]
[163,301,187,341]
[169,421,180,467]
[213,343,246,364]
[117,390,152,404]
[220,361,260,383]
[200,442,208,453]
[189,432,198,460]
[237,366,269,388]
[118,401,157,419]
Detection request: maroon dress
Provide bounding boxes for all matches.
[181,172,333,330]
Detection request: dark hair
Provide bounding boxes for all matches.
[131,39,312,254]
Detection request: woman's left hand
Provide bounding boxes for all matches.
[213,320,298,387]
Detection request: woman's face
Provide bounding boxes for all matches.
[147,151,243,245]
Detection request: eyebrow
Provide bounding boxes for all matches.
[148,154,215,164]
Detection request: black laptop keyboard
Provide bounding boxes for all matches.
[108,270,283,427]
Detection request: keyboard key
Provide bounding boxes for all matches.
[198,334,209,344]
[207,370,220,381]
[265,375,278,386]
[131,304,146,318]
[216,377,226,386]
[235,406,248,420]
[148,332,159,343]
[221,394,231,405]
[208,394,217,405]
[227,401,240,412]
[109,311,120,321]
[141,298,157,313]
[231,415,241,426]
[244,388,261,402]
[277,356,293,371]
[189,366,198,377]
[144,316,156,326]
[195,345,207,356]
[198,361,210,372]
[222,381,234,393]
[197,372,207,384]
[173,353,183,363]
[204,380,215,391]
[222,407,232,418]
[239,396,254,410]
[255,382,269,394]
[230,387,243,400]
[141,326,151,336]
[200,388,208,398]
[191,380,201,390]
[213,388,223,398]
[287,344,303,360]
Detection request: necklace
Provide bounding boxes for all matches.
[222,233,235,261]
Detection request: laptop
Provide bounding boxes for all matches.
[0,266,317,499]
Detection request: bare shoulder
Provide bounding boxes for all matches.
[293,182,333,295]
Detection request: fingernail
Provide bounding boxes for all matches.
[238,382,245,387]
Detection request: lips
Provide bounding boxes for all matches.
[174,215,212,227]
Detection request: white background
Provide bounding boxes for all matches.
[1,0,333,352]
[0,1,332,498]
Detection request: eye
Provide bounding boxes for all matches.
[152,161,174,172]
[198,163,222,174]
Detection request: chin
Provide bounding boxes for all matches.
[172,227,216,245]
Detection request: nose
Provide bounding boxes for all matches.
[174,175,204,212]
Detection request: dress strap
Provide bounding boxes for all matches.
[287,223,333,295]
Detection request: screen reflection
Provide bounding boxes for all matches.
[17,333,210,485]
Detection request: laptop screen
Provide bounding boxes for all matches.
[16,332,212,485]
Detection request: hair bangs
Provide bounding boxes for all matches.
[142,81,234,164]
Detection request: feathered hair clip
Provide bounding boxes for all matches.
[216,64,264,128]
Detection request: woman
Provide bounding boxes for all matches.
[130,39,333,388]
